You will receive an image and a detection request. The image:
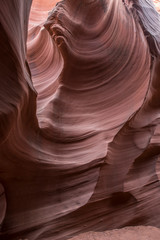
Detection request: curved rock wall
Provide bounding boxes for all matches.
[0,0,160,239]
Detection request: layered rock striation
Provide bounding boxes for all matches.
[0,0,160,239]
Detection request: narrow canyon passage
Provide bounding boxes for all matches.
[0,0,160,239]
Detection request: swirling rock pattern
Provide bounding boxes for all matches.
[0,0,160,240]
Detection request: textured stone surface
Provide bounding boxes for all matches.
[0,1,160,240]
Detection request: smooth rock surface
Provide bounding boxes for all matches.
[0,1,160,240]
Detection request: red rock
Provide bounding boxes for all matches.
[0,1,160,240]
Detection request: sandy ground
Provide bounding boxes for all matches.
[69,226,160,240]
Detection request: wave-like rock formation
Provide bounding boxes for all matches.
[0,0,160,239]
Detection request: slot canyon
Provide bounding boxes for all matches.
[0,0,160,239]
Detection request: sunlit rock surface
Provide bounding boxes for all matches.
[0,0,160,240]
[154,0,160,12]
